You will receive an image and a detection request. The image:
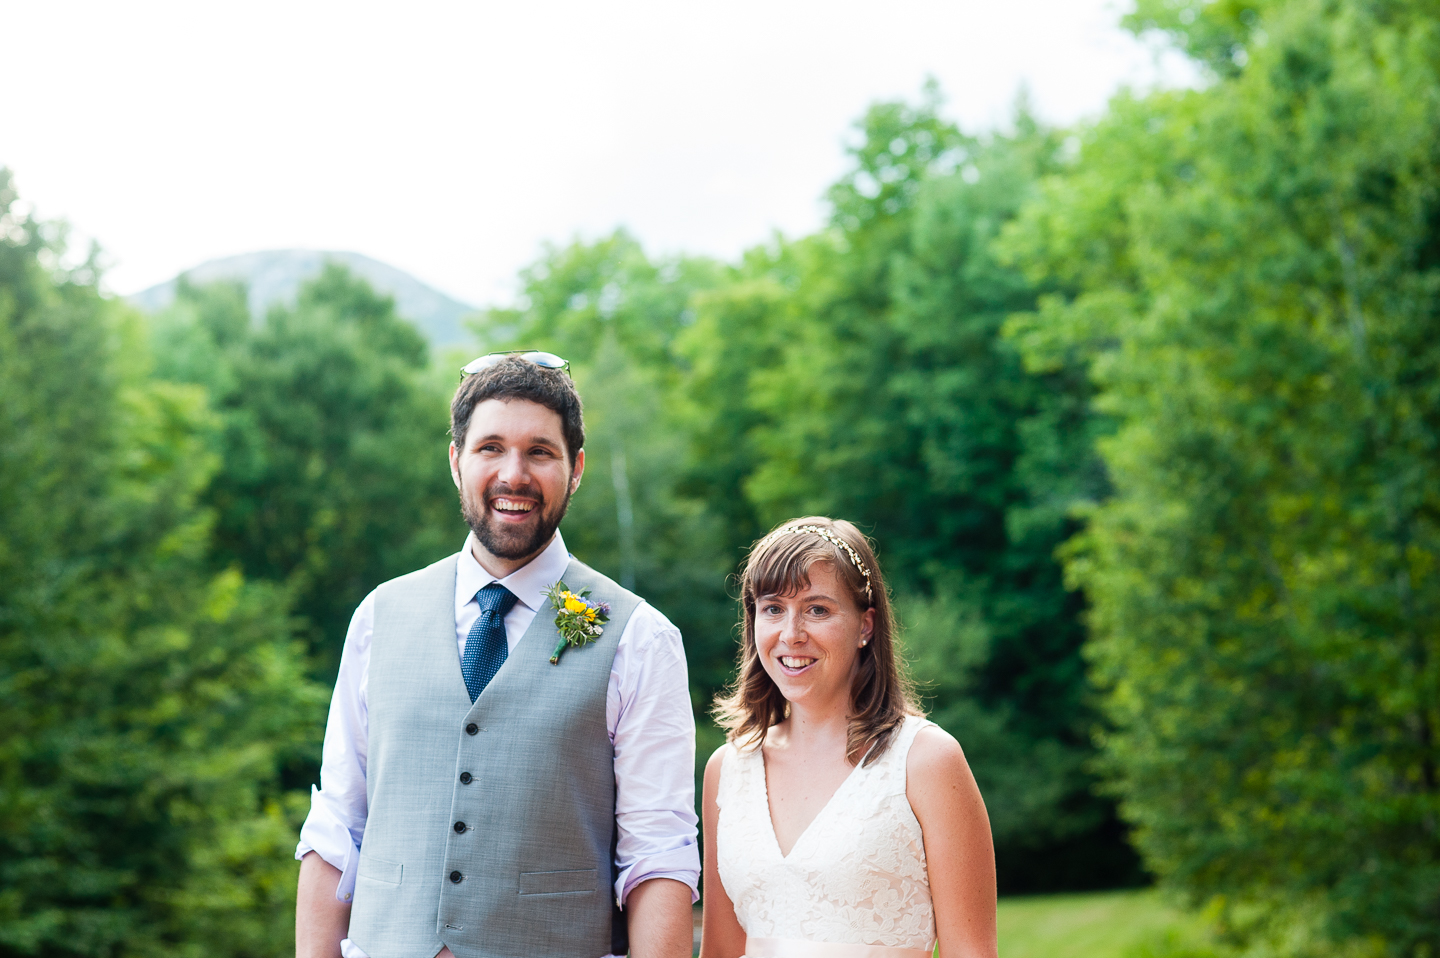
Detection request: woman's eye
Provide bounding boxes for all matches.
[809,605,829,616]
[762,604,782,615]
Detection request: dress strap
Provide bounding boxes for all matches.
[893,715,935,753]
[865,715,934,790]
[745,937,933,958]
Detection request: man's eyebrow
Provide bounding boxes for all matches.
[471,433,564,451]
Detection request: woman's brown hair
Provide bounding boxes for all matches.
[712,516,921,766]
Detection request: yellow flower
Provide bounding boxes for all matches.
[564,595,589,615]
[583,607,598,621]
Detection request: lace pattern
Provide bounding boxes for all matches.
[715,716,936,950]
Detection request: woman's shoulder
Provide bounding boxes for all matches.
[704,739,733,777]
[705,739,734,772]
[703,735,757,782]
[904,720,971,786]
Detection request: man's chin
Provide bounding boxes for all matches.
[475,517,551,561]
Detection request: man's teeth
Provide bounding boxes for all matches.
[492,498,536,513]
[779,656,816,669]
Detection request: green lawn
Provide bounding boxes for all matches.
[694,888,1214,958]
[998,889,1215,958]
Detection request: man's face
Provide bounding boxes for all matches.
[449,398,584,569]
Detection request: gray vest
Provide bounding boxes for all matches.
[348,552,640,958]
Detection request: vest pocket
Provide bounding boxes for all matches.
[358,855,403,885]
[518,868,597,896]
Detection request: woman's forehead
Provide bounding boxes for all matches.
[754,559,848,597]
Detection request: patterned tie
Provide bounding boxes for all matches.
[461,584,519,702]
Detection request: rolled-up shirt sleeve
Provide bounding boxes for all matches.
[296,592,374,903]
[607,603,700,906]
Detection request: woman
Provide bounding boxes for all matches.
[700,518,997,958]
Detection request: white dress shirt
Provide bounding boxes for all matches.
[296,531,699,956]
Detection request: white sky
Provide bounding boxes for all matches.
[2,0,1192,307]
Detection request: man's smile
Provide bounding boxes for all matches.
[489,496,538,519]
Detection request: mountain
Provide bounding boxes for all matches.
[128,249,477,347]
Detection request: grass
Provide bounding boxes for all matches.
[693,888,1216,958]
[998,889,1216,958]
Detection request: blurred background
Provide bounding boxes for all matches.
[2,2,1437,957]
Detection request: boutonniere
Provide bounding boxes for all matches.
[544,580,610,664]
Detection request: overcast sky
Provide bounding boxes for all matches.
[3,1,1193,307]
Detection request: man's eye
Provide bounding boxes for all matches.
[479,444,502,453]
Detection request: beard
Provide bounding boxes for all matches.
[461,479,573,561]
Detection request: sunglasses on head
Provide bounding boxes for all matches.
[460,350,571,379]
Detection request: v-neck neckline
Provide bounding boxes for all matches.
[756,741,867,861]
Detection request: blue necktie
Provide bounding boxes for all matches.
[462,584,518,702]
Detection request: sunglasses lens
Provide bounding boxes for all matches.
[460,354,503,375]
[461,351,570,376]
[519,351,567,369]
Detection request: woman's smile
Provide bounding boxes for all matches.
[777,655,818,675]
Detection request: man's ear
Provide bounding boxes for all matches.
[449,442,462,489]
[569,448,586,493]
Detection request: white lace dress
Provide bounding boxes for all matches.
[715,715,937,958]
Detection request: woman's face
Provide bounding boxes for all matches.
[754,561,875,714]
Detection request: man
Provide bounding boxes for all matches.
[295,355,698,958]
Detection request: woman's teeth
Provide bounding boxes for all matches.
[779,656,816,670]
[492,498,535,513]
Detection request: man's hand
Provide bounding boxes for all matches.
[625,877,694,958]
[296,852,351,958]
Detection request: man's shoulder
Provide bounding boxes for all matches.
[562,556,672,634]
[561,556,638,605]
[562,558,685,652]
[374,551,460,601]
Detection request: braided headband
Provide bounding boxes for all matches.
[778,524,874,604]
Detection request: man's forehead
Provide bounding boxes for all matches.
[464,398,566,443]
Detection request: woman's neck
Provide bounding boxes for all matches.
[776,693,853,757]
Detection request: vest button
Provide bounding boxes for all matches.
[449,870,463,883]
[465,723,478,735]
[459,772,472,784]
[454,821,466,833]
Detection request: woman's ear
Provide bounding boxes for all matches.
[859,607,876,646]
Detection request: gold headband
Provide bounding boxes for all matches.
[779,524,874,604]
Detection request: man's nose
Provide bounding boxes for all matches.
[496,448,530,485]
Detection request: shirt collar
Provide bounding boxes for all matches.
[456,529,571,616]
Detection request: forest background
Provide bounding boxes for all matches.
[2,1,1438,957]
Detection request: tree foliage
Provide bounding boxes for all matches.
[485,95,1135,891]
[0,170,323,958]
[1006,1,1440,952]
[150,265,461,678]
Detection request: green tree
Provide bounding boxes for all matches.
[479,231,738,691]
[694,94,1132,890]
[151,265,461,677]
[0,171,322,957]
[485,93,1136,891]
[1005,1,1440,951]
